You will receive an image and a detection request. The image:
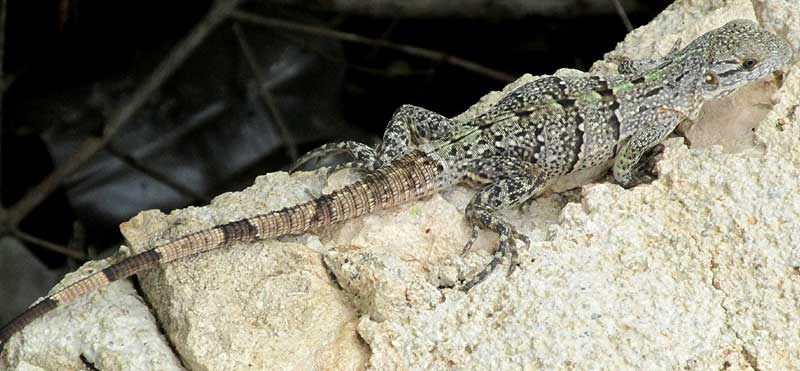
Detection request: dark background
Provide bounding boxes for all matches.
[0,0,671,322]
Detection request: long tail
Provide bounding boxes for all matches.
[0,149,441,349]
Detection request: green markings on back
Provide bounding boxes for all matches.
[644,70,663,82]
[614,69,665,94]
[578,90,603,105]
[613,81,635,94]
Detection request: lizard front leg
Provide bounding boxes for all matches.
[461,156,548,290]
[613,109,679,187]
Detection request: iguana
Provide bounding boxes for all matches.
[0,19,792,352]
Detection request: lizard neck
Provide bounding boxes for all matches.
[614,52,708,132]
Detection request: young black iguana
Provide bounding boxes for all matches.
[0,19,792,350]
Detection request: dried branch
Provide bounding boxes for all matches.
[271,31,436,78]
[67,221,89,258]
[3,0,242,227]
[365,18,400,59]
[609,0,633,32]
[232,22,299,161]
[230,10,515,83]
[11,228,87,260]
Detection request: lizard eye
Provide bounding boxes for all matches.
[742,59,758,69]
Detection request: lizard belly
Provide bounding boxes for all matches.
[549,159,614,192]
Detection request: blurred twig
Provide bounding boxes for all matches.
[232,22,299,161]
[609,0,633,32]
[11,228,87,260]
[272,31,435,78]
[366,18,400,59]
[2,0,241,229]
[67,221,89,259]
[105,145,213,203]
[230,10,515,83]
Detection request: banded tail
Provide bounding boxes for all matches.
[0,150,441,349]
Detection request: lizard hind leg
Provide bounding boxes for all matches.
[460,157,546,291]
[375,104,457,164]
[290,141,379,174]
[290,104,456,174]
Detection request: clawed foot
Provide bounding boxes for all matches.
[637,143,664,177]
[461,225,480,255]
[620,143,664,188]
[459,226,528,291]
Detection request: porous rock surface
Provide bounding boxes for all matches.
[3,0,799,370]
[1,247,184,371]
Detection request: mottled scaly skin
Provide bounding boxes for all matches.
[0,19,792,352]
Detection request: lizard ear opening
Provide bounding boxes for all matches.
[701,71,733,99]
[703,72,719,88]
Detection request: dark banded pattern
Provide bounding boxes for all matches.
[567,115,585,173]
[643,87,663,98]
[0,298,58,348]
[249,149,442,236]
[0,150,442,349]
[595,78,623,151]
[593,76,618,105]
[103,249,162,281]
[608,113,622,153]
[220,219,258,244]
[717,68,743,78]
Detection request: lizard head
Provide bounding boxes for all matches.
[696,19,793,99]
